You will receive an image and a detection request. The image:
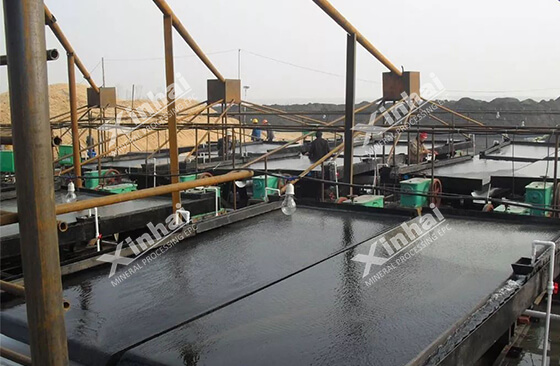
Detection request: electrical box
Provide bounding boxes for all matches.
[400,177,431,208]
[0,150,15,173]
[207,79,241,104]
[525,181,553,217]
[253,175,279,200]
[344,195,384,208]
[383,71,420,101]
[87,87,117,108]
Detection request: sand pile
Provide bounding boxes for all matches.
[0,83,247,154]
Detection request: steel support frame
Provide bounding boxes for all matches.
[67,53,82,187]
[163,14,181,212]
[342,33,356,196]
[312,0,402,75]
[553,135,559,217]
[44,4,99,93]
[152,0,224,82]
[3,0,69,364]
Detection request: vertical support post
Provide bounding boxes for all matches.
[3,0,69,364]
[264,156,268,188]
[195,127,199,172]
[431,128,435,190]
[553,133,559,216]
[163,14,181,212]
[343,33,356,196]
[67,53,82,187]
[321,162,325,202]
[207,109,212,162]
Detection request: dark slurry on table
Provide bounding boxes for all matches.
[1,207,406,365]
[117,218,559,366]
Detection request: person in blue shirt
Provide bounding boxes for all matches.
[251,119,262,142]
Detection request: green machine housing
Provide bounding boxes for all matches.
[253,176,279,200]
[525,181,553,217]
[344,195,384,208]
[400,178,431,208]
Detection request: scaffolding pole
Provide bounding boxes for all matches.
[3,0,69,364]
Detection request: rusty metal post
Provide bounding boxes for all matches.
[342,33,356,196]
[67,53,82,187]
[163,14,181,212]
[3,0,69,364]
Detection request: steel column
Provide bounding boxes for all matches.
[343,33,356,196]
[553,134,559,217]
[3,0,69,364]
[67,53,82,187]
[163,14,181,212]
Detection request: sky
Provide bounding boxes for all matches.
[1,0,559,104]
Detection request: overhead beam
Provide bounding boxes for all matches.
[44,4,99,93]
[421,98,485,127]
[152,0,225,82]
[313,0,402,76]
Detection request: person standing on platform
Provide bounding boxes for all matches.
[251,118,262,142]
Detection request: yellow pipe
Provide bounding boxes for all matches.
[0,170,253,226]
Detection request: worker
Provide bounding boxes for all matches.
[251,118,262,142]
[409,132,436,164]
[308,131,330,162]
[86,135,96,158]
[218,130,233,158]
[263,119,274,142]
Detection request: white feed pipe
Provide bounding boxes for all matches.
[264,187,281,202]
[94,207,100,252]
[205,187,220,216]
[531,240,556,366]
